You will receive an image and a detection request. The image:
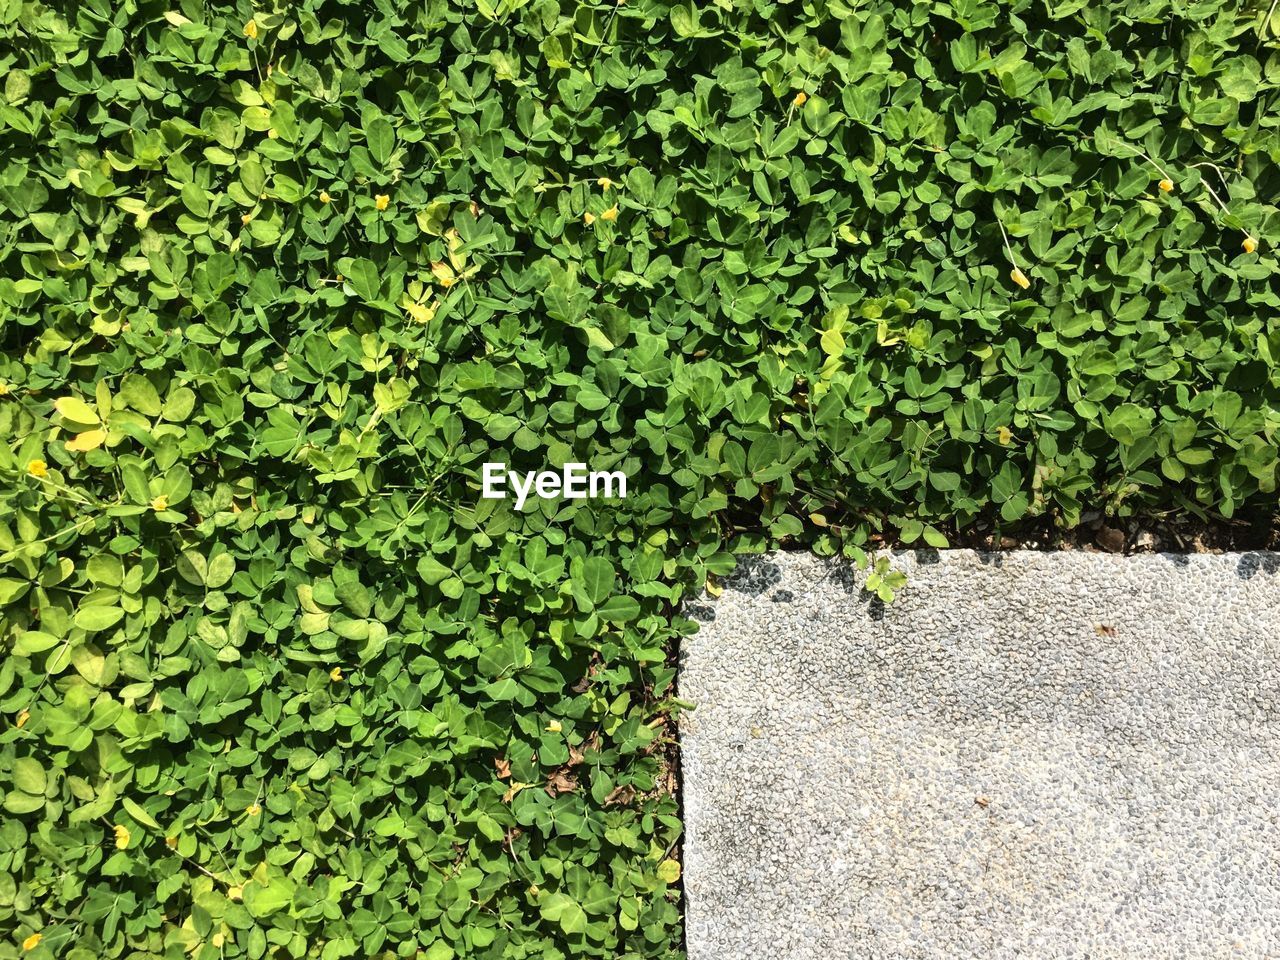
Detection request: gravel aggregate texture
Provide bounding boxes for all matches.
[679,550,1280,960]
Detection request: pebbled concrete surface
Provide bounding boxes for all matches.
[679,551,1280,960]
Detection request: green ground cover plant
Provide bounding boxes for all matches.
[1,0,1278,956]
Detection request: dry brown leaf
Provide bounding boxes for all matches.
[604,784,636,807]
[503,781,531,803]
[546,769,578,797]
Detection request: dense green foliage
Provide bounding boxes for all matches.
[2,0,1279,956]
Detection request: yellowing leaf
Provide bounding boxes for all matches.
[54,396,100,425]
[446,228,466,271]
[657,859,681,883]
[65,428,107,453]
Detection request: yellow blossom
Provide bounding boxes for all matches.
[243,18,258,39]
[997,426,1013,445]
[601,205,618,222]
[165,836,178,849]
[246,803,261,816]
[405,300,436,324]
[22,934,41,952]
[16,709,30,728]
[547,719,563,733]
[1243,236,1257,254]
[1158,178,1173,193]
[430,262,456,287]
[597,177,613,190]
[583,211,595,225]
[375,194,390,211]
[27,459,47,478]
[0,381,10,395]
[241,213,252,225]
[319,191,331,203]
[330,667,343,682]
[793,91,807,106]
[114,824,131,849]
[151,495,168,512]
[1010,267,1030,289]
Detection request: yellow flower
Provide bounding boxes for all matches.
[330,667,343,682]
[16,709,30,728]
[375,194,390,211]
[793,91,807,106]
[546,719,562,733]
[405,300,436,324]
[165,836,178,849]
[151,495,168,512]
[22,933,41,952]
[1243,236,1257,254]
[597,177,613,190]
[430,261,456,287]
[241,213,252,225]
[246,803,261,816]
[997,426,1013,445]
[319,191,331,204]
[601,205,618,222]
[1010,267,1030,289]
[243,18,258,39]
[0,381,10,395]
[27,459,47,478]
[583,211,595,225]
[114,824,131,849]
[1158,178,1173,193]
